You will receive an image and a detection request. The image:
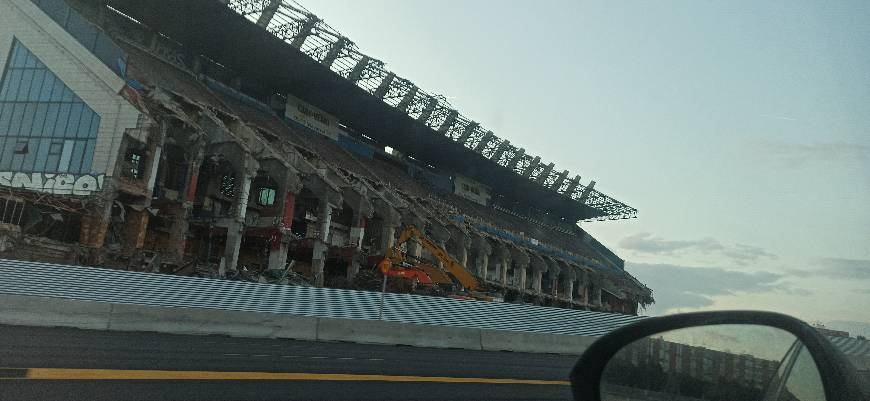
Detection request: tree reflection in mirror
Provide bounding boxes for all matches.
[599,324,827,401]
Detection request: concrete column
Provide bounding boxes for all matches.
[495,244,510,286]
[379,223,396,254]
[349,212,365,250]
[566,280,575,302]
[222,220,244,273]
[167,146,203,262]
[221,156,256,272]
[267,233,291,270]
[471,235,491,278]
[312,198,333,287]
[529,254,548,294]
[518,265,528,290]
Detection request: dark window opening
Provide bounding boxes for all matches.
[13,140,28,154]
[123,144,147,180]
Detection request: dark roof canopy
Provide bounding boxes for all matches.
[99,0,623,222]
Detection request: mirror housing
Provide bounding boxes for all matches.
[570,311,866,401]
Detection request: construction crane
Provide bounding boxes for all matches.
[384,225,483,293]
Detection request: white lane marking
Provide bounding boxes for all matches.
[281,355,301,358]
[252,354,270,357]
[338,357,354,360]
[367,358,384,361]
[222,353,242,356]
[309,356,328,359]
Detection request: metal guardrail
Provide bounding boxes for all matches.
[0,259,642,336]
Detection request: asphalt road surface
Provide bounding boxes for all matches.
[0,325,578,400]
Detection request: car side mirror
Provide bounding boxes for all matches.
[569,311,866,401]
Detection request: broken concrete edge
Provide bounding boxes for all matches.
[0,294,593,356]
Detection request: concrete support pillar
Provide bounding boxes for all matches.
[566,280,575,302]
[267,233,291,270]
[509,248,530,290]
[529,254,548,294]
[221,156,256,272]
[349,212,365,250]
[495,243,510,286]
[447,225,470,268]
[533,270,543,293]
[471,235,491,278]
[379,224,397,254]
[312,198,333,287]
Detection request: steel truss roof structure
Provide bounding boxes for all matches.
[226,0,637,222]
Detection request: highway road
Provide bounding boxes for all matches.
[0,324,578,400]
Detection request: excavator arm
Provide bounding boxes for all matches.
[386,225,482,292]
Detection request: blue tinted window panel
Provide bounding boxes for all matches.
[38,73,55,101]
[0,139,13,170]
[48,76,65,102]
[62,86,75,103]
[2,70,22,101]
[69,139,85,173]
[27,70,46,102]
[76,107,93,138]
[19,103,36,137]
[53,103,71,137]
[57,139,73,172]
[33,137,51,171]
[0,105,12,133]
[11,43,27,67]
[65,12,98,49]
[66,103,82,137]
[24,50,38,68]
[42,104,59,136]
[21,138,38,171]
[15,69,33,100]
[7,103,24,134]
[32,103,48,136]
[80,138,95,173]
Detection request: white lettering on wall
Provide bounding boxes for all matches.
[0,172,105,195]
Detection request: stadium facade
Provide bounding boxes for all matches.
[0,0,652,314]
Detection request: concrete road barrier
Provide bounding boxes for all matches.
[480,328,595,355]
[0,294,112,330]
[0,294,597,355]
[316,317,483,350]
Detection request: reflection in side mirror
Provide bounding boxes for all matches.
[599,324,826,401]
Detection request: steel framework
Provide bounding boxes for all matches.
[226,0,637,221]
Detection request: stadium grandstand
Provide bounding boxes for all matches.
[0,0,652,314]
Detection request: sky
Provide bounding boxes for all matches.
[301,0,870,336]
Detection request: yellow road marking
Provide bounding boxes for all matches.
[22,368,569,385]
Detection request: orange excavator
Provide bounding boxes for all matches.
[381,225,493,299]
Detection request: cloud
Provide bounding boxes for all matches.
[756,141,869,167]
[628,262,790,315]
[791,258,870,281]
[619,233,777,265]
[853,288,870,295]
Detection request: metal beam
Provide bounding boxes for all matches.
[506,148,525,169]
[535,163,555,184]
[396,84,419,113]
[473,131,496,152]
[255,0,282,27]
[564,175,582,194]
[522,156,541,178]
[550,170,569,190]
[578,180,596,203]
[457,122,479,144]
[417,96,437,122]
[290,15,320,49]
[321,37,348,68]
[490,140,511,161]
[373,72,395,98]
[347,56,371,82]
[437,110,458,134]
